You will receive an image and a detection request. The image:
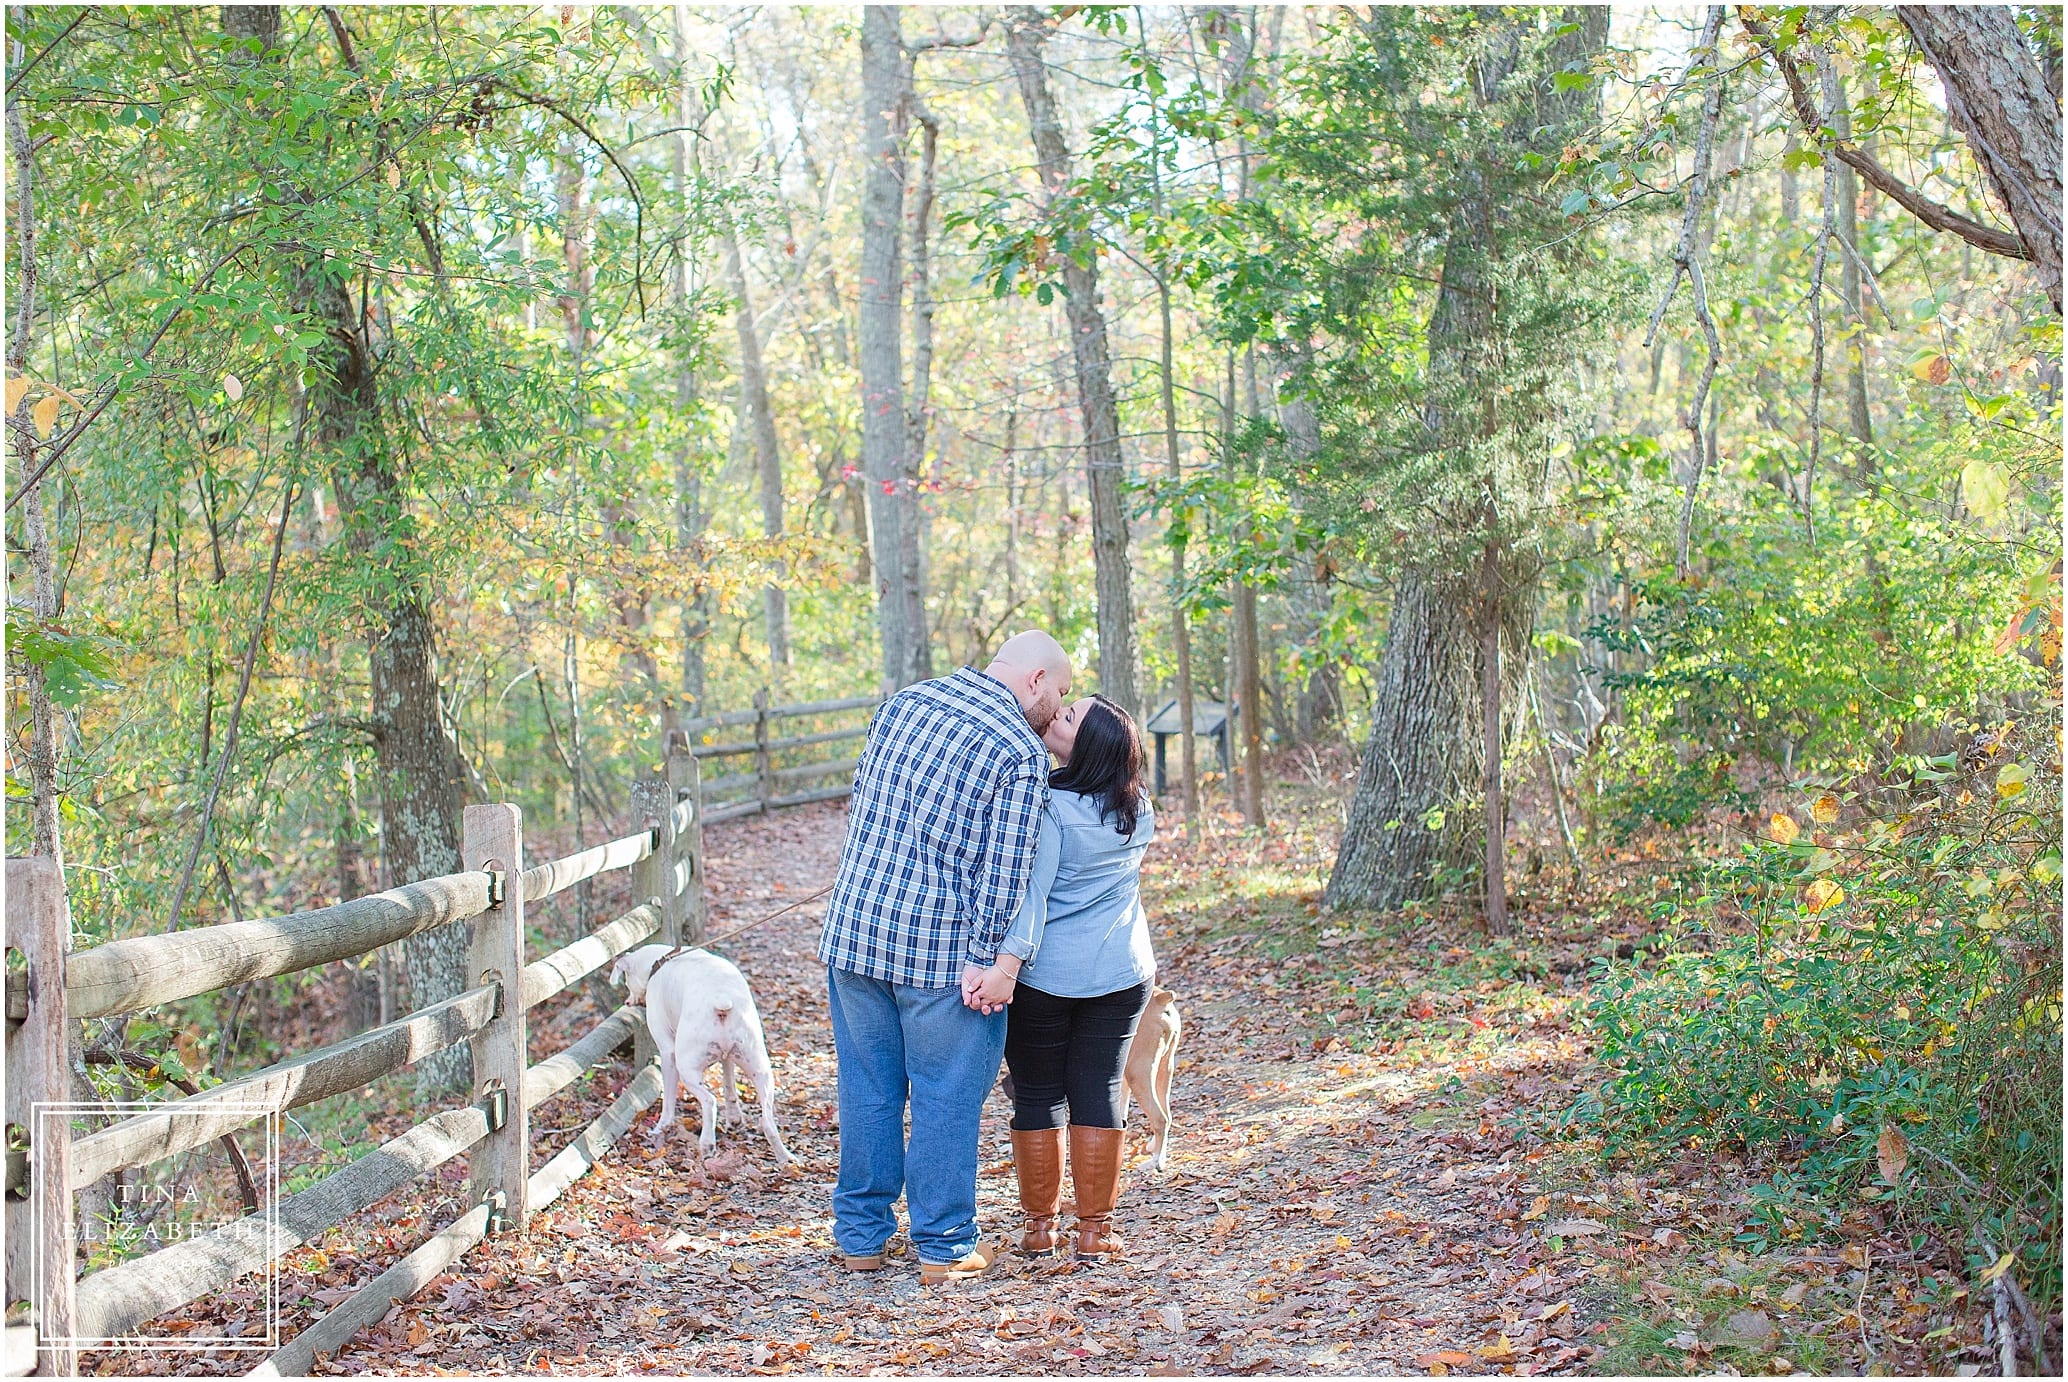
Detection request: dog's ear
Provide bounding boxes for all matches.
[607,956,627,988]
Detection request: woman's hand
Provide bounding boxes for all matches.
[962,961,1020,1013]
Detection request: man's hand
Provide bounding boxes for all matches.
[961,962,1016,1014]
[968,964,1018,1012]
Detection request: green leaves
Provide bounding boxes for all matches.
[4,615,122,708]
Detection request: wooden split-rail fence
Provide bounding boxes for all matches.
[2,693,877,1376]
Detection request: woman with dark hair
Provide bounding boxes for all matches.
[964,694,1158,1260]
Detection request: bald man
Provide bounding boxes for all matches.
[818,632,1072,1283]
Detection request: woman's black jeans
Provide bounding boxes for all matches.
[1004,981,1151,1130]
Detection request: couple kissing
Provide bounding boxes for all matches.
[816,630,1160,1284]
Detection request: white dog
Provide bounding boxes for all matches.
[608,943,796,1168]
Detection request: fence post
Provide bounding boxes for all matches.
[628,773,673,1070]
[668,734,707,944]
[4,856,77,1376]
[753,687,772,816]
[461,805,529,1234]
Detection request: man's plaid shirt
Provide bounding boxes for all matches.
[818,668,1051,988]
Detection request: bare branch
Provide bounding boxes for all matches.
[1658,7,1726,578]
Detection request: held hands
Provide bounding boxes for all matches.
[960,959,1021,1014]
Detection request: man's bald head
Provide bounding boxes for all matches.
[986,630,1073,735]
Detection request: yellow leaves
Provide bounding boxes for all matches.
[1875,1124,1908,1183]
[1803,879,1844,914]
[10,376,82,436]
[1912,353,1952,385]
[1961,458,2012,525]
[1995,763,2028,799]
[1979,1252,2015,1286]
[1768,814,1800,846]
[1519,1194,1549,1222]
[1809,793,1841,824]
[1475,1335,1519,1363]
[385,160,402,189]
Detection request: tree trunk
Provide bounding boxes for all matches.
[723,213,791,673]
[7,94,62,865]
[1480,525,1508,935]
[1826,65,1873,445]
[1325,572,1479,909]
[1157,276,1202,838]
[1326,8,1603,912]
[1278,373,1341,743]
[1225,352,1266,828]
[669,3,709,715]
[903,97,940,683]
[1897,5,2063,313]
[245,5,467,1083]
[858,5,925,689]
[1005,9,1140,719]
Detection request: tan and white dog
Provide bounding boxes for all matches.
[1121,987,1182,1171]
[609,943,797,1168]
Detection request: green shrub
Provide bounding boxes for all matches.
[1572,711,2062,1311]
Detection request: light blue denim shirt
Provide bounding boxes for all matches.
[998,788,1157,998]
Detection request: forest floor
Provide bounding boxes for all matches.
[85,771,2021,1377]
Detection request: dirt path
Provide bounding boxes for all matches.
[309,802,1603,1377]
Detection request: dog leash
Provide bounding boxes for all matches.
[648,882,836,974]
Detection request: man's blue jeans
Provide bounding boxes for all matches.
[826,965,1008,1265]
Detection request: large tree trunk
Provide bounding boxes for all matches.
[1326,8,1605,914]
[1897,5,2063,313]
[243,5,468,1082]
[858,6,927,689]
[1005,9,1140,719]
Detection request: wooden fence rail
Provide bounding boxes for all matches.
[3,694,871,1376]
[688,688,879,824]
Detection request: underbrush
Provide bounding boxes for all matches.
[1571,710,2063,1350]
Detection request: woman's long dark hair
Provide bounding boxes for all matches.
[1051,694,1147,837]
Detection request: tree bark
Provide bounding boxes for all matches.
[7,91,63,866]
[241,6,468,1083]
[1277,362,1341,744]
[1005,9,1140,719]
[1325,8,1604,913]
[1897,5,2063,313]
[668,3,709,714]
[1157,276,1201,837]
[1480,523,1508,935]
[1226,352,1266,828]
[858,5,926,689]
[903,96,940,683]
[723,212,791,673]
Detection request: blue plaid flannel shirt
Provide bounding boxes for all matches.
[818,667,1052,989]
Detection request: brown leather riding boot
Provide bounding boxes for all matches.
[1012,1127,1068,1256]
[1068,1125,1129,1260]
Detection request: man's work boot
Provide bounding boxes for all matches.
[1068,1125,1129,1260]
[1012,1127,1068,1256]
[918,1238,1005,1285]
